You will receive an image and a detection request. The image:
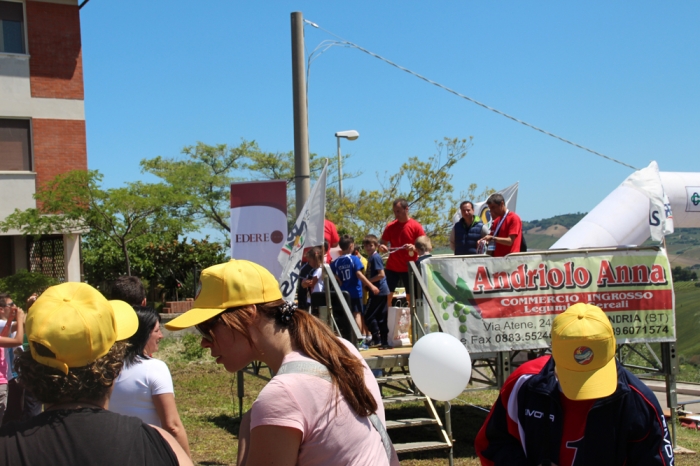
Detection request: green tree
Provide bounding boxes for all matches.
[143,137,479,248]
[140,141,251,235]
[141,140,358,239]
[672,266,698,282]
[81,230,157,285]
[0,270,59,304]
[0,170,191,276]
[328,137,482,246]
[143,236,227,299]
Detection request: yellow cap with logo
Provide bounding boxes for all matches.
[26,282,138,375]
[551,303,617,400]
[165,259,282,330]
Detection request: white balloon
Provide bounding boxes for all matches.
[409,333,472,401]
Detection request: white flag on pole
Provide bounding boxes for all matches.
[278,163,328,300]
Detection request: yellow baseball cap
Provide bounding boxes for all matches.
[26,282,138,375]
[551,303,617,400]
[165,259,282,330]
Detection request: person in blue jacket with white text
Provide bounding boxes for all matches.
[476,303,674,466]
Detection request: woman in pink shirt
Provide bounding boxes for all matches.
[165,260,399,466]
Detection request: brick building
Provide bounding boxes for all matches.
[0,0,84,282]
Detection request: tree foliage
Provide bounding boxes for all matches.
[0,135,479,288]
[141,140,359,238]
[0,270,59,304]
[143,237,227,299]
[0,170,191,276]
[142,137,478,247]
[140,141,251,234]
[82,233,226,301]
[673,266,698,282]
[328,137,481,246]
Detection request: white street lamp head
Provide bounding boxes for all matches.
[335,130,359,140]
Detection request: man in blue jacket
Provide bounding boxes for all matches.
[450,201,488,255]
[475,303,674,466]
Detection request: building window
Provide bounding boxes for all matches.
[0,1,25,54]
[0,119,32,171]
[29,236,65,282]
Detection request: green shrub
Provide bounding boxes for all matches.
[0,270,59,304]
[181,333,206,361]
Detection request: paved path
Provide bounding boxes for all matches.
[642,379,700,413]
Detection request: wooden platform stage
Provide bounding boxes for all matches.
[362,345,412,370]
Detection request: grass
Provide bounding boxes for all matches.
[522,233,558,251]
[158,276,700,464]
[159,338,700,465]
[675,282,700,364]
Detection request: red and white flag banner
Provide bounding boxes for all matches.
[230,180,287,277]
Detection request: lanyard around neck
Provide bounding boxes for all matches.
[493,210,509,236]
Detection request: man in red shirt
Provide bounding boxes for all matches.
[324,219,340,263]
[378,199,425,305]
[479,193,522,257]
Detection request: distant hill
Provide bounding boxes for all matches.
[522,212,586,231]
[523,213,700,267]
[522,213,586,251]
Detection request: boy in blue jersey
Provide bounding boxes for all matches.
[331,235,379,349]
[362,235,392,350]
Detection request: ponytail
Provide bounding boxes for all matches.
[219,300,377,417]
[288,308,378,417]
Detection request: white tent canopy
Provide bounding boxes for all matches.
[552,164,699,249]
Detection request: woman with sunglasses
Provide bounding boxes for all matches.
[166,260,399,466]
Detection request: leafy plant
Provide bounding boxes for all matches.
[181,333,206,361]
[0,270,59,304]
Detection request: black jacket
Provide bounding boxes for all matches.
[475,356,674,465]
[453,218,484,255]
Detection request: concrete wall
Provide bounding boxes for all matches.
[63,233,80,282]
[0,172,36,232]
[0,55,84,119]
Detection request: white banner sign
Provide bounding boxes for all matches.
[230,181,287,277]
[421,248,675,353]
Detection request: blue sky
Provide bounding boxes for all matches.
[79,1,698,226]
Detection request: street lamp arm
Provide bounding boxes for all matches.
[335,130,359,140]
[334,130,359,200]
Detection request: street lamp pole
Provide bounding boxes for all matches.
[336,136,344,199]
[334,130,359,199]
[291,12,310,216]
